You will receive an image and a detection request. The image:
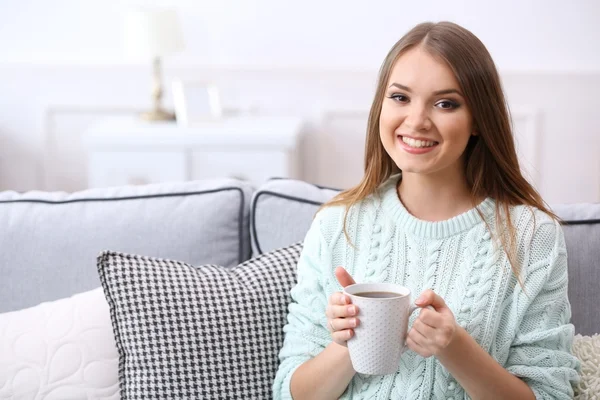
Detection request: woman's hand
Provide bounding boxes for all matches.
[407,289,458,358]
[325,267,359,346]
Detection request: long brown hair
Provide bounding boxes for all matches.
[322,21,556,281]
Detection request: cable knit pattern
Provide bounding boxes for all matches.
[273,174,580,400]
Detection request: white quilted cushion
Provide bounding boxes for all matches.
[0,288,119,400]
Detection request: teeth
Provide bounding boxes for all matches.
[402,136,436,148]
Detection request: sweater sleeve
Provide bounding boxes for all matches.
[505,219,580,399]
[272,214,333,400]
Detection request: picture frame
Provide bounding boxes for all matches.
[172,79,222,127]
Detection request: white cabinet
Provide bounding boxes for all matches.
[190,150,289,182]
[83,116,303,188]
[88,151,187,186]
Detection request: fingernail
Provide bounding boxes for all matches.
[348,306,355,315]
[340,294,347,304]
[350,318,357,327]
[415,295,425,305]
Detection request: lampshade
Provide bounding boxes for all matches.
[124,8,184,59]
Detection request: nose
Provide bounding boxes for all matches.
[404,103,432,131]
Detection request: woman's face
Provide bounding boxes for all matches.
[379,46,475,178]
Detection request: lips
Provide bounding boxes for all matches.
[397,135,439,154]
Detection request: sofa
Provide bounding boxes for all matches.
[0,177,598,399]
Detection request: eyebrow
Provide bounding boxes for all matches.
[388,83,463,97]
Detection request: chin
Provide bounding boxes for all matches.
[398,166,430,175]
[393,158,431,175]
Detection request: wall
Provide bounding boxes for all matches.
[0,0,598,204]
[2,0,598,70]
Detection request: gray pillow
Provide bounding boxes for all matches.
[251,178,340,255]
[97,243,302,399]
[0,179,253,313]
[553,203,600,335]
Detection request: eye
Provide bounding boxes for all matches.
[435,100,460,110]
[388,93,409,103]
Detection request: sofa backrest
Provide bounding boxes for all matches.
[0,179,253,313]
[251,179,599,335]
[552,203,600,336]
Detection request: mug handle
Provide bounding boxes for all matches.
[401,304,435,353]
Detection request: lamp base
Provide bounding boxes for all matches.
[140,108,176,122]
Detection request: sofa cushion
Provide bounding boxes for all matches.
[553,203,600,336]
[251,178,340,255]
[0,179,253,313]
[0,288,118,400]
[97,243,301,399]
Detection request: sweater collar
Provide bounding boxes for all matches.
[379,174,495,239]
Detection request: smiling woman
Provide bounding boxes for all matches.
[379,47,478,221]
[274,21,580,400]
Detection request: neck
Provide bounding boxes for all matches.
[397,168,475,222]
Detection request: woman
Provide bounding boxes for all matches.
[273,21,579,399]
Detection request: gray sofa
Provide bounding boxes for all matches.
[0,177,598,397]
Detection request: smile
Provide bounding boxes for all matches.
[401,136,437,148]
[397,135,439,154]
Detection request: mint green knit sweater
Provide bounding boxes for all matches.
[273,174,580,400]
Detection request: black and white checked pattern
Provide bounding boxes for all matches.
[97,243,302,400]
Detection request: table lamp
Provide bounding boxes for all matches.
[125,8,184,121]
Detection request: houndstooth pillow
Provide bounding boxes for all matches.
[97,243,302,400]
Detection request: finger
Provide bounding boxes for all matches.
[406,335,432,358]
[418,307,443,328]
[329,304,358,319]
[329,317,359,332]
[332,329,354,345]
[408,326,429,347]
[415,289,447,310]
[406,335,423,352]
[413,317,436,338]
[329,292,350,306]
[335,267,356,288]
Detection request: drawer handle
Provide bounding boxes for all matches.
[229,174,248,181]
[128,176,150,185]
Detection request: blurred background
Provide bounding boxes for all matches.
[0,0,598,204]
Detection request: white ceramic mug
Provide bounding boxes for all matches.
[343,282,431,375]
